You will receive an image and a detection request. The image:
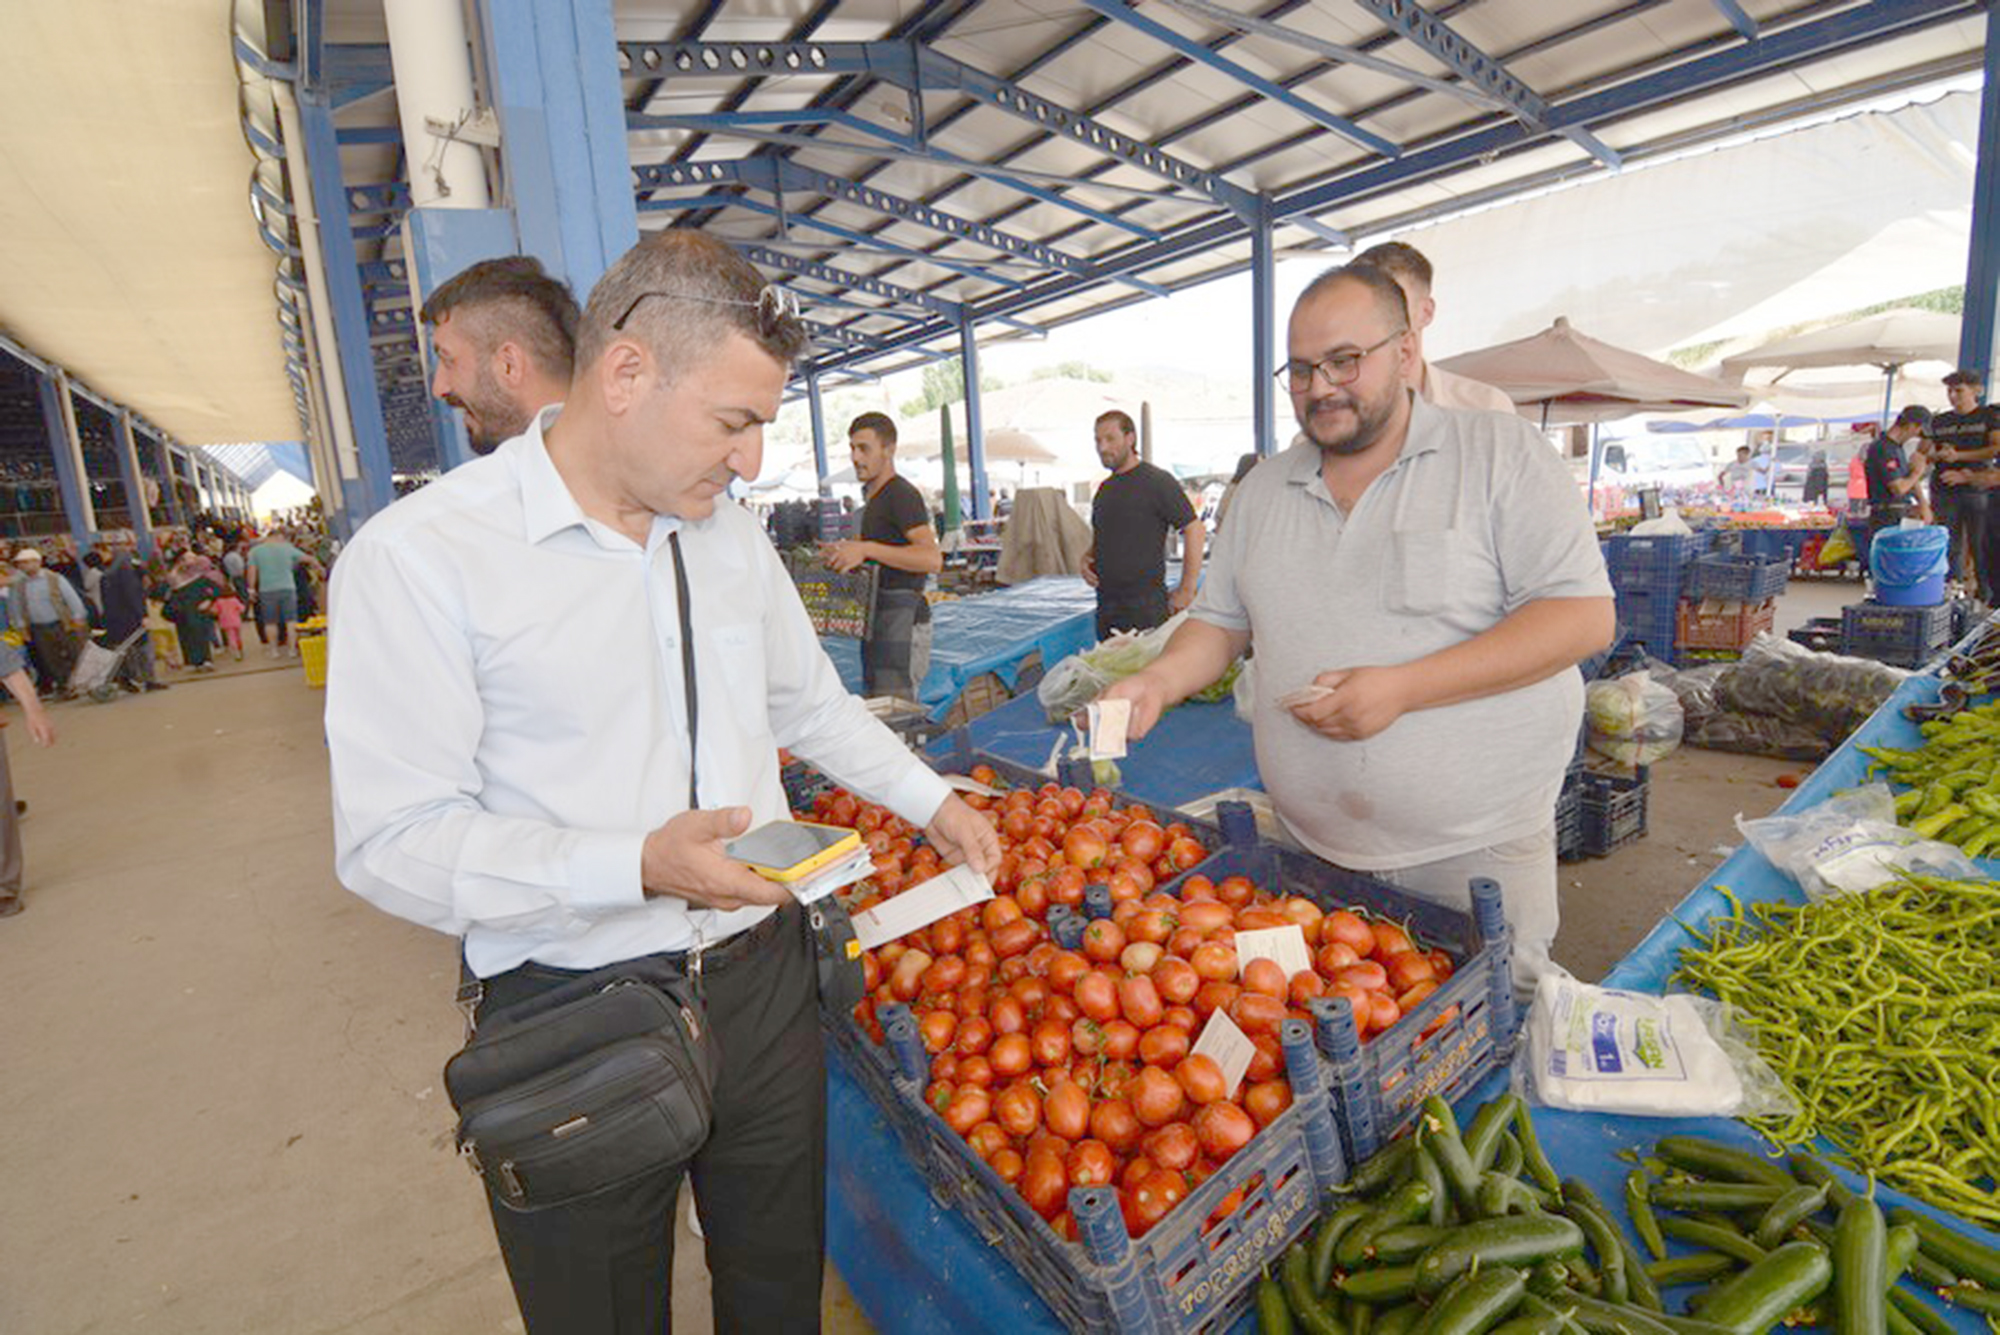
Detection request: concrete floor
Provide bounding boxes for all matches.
[0,578,1859,1333]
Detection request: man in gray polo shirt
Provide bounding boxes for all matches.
[1101,264,1613,989]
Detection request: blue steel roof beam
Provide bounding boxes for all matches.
[359,259,409,288]
[735,244,961,320]
[624,40,1245,211]
[346,183,410,216]
[1709,0,1760,40]
[631,157,1083,276]
[322,43,394,111]
[1073,0,1401,164]
[337,125,404,146]
[629,110,1164,242]
[1351,0,1623,169]
[647,1,843,174]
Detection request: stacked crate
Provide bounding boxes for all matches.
[1605,532,1713,665]
[1839,600,1956,668]
[1675,552,1789,661]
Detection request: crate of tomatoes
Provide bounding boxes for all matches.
[1152,843,1518,1168]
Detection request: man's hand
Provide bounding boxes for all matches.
[23,709,54,748]
[1099,671,1173,742]
[822,539,868,573]
[640,807,791,910]
[924,794,1001,877]
[1943,469,1972,486]
[1168,583,1197,613]
[1080,551,1099,588]
[1289,665,1413,742]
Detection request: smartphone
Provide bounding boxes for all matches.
[726,820,862,883]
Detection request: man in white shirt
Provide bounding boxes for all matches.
[1353,241,1515,415]
[326,229,998,1334]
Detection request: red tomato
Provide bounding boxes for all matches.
[1195,1102,1256,1162]
[1192,979,1241,1020]
[1234,908,1290,933]
[1129,1065,1188,1128]
[1074,971,1119,1023]
[988,995,1028,1036]
[1022,1146,1069,1219]
[1070,1016,1106,1058]
[1288,970,1327,1007]
[1397,979,1440,1013]
[1160,1004,1198,1033]
[1174,1054,1227,1106]
[1246,1033,1283,1082]
[943,1086,991,1135]
[1385,951,1438,993]
[990,1147,1024,1186]
[1151,956,1201,1006]
[1014,877,1050,920]
[1066,1139,1117,1189]
[993,1083,1042,1138]
[1179,874,1217,901]
[1089,1099,1143,1154]
[920,1009,958,1053]
[1328,984,1372,1040]
[1244,1079,1293,1129]
[1241,957,1288,1001]
[1045,1081,1090,1141]
[1335,961,1391,993]
[1179,901,1234,933]
[1081,918,1126,963]
[1137,1024,1191,1068]
[1229,991,1287,1037]
[1117,974,1164,1029]
[1100,1019,1140,1061]
[955,1015,995,1056]
[1190,942,1238,982]
[1214,874,1255,907]
[1142,1120,1200,1172]
[966,1120,1009,1160]
[1366,991,1402,1035]
[1372,922,1416,960]
[1046,950,1091,995]
[1426,948,1456,981]
[991,918,1040,959]
[1119,820,1166,862]
[1322,910,1377,958]
[989,1032,1033,1078]
[958,1056,996,1088]
[1063,827,1111,869]
[1280,897,1326,946]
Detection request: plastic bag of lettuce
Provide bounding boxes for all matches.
[1037,612,1243,722]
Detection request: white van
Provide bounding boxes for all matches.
[1594,436,1717,491]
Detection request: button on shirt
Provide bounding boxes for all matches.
[326,407,951,978]
[1192,395,1612,869]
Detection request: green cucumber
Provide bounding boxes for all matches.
[1464,1095,1521,1172]
[1422,1097,1484,1218]
[1658,1217,1769,1266]
[1830,1195,1887,1335]
[1653,1138,1797,1190]
[1261,1270,1297,1335]
[1414,1134,1451,1228]
[1424,1267,1528,1335]
[1646,1183,1789,1212]
[1625,1172,1666,1263]
[1369,1224,1455,1265]
[1339,1180,1438,1268]
[1414,1214,1588,1295]
[1312,1202,1376,1293]
[1888,1207,2000,1289]
[1340,1264,1422,1306]
[1787,1154,1859,1214]
[1347,1140,1417,1199]
[1886,1287,1957,1335]
[1643,1253,1736,1286]
[1693,1240,1833,1335]
[1558,1293,1678,1335]
[1283,1240,1348,1335]
[1751,1184,1829,1249]
[1374,1303,1426,1335]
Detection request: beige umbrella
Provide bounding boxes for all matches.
[1437,316,1752,426]
[912,425,1058,465]
[1719,308,1959,425]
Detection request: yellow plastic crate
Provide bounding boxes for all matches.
[299,632,327,688]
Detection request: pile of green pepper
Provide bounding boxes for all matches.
[1672,880,2000,1228]
[1259,1094,2000,1335]
[1861,702,2000,855]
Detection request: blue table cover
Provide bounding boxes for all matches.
[828,623,1999,1334]
[821,576,1098,720]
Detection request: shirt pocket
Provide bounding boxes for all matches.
[708,622,772,739]
[1383,529,1459,616]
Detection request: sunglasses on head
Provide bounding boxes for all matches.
[611,283,802,336]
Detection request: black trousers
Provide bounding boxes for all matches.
[475,904,828,1334]
[1095,586,1170,641]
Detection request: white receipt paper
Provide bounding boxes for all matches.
[1276,684,1334,709]
[850,863,995,950]
[1234,924,1314,981]
[942,773,1004,798]
[1084,698,1130,760]
[1190,1009,1256,1099]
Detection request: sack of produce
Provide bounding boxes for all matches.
[1712,632,1906,737]
[1585,670,1683,766]
[1737,782,1981,900]
[1686,710,1833,761]
[1514,972,1795,1118]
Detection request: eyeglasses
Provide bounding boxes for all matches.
[611,283,803,335]
[1275,329,1407,392]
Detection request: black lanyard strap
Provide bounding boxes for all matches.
[670,531,699,810]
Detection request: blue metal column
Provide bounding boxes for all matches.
[295,93,397,519]
[1959,7,2000,383]
[959,313,988,520]
[157,440,184,527]
[36,369,97,550]
[1248,194,1279,456]
[113,411,157,559]
[481,0,638,297]
[805,369,831,495]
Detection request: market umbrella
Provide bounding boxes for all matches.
[1436,317,1752,426]
[937,403,961,535]
[1719,308,1960,426]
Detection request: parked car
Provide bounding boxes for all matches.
[1772,438,1866,502]
[1593,436,1717,491]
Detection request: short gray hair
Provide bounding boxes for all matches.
[575,229,808,381]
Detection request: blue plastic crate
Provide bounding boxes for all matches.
[1555,779,1586,863]
[1604,532,1712,593]
[862,1007,1344,1335]
[1613,591,1683,664]
[1687,552,1790,602]
[1577,768,1648,856]
[1839,599,1955,669]
[1157,839,1518,1167]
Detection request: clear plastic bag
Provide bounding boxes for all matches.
[1036,613,1188,722]
[1687,710,1832,762]
[1736,782,1981,901]
[1586,670,1683,766]
[1511,971,1797,1118]
[1713,633,1907,738]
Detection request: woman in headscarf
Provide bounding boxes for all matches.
[163,550,225,673]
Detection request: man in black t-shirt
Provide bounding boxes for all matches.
[824,412,940,699]
[1864,405,1932,538]
[1085,409,1205,639]
[1928,370,2000,599]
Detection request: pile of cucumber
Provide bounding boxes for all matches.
[1258,1094,2000,1335]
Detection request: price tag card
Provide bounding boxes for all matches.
[1233,924,1313,981]
[850,864,994,950]
[1190,1008,1255,1099]
[942,773,1004,798]
[1075,698,1130,760]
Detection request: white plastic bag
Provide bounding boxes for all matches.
[1586,671,1683,766]
[1512,972,1796,1118]
[1627,508,1694,537]
[1736,783,1982,901]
